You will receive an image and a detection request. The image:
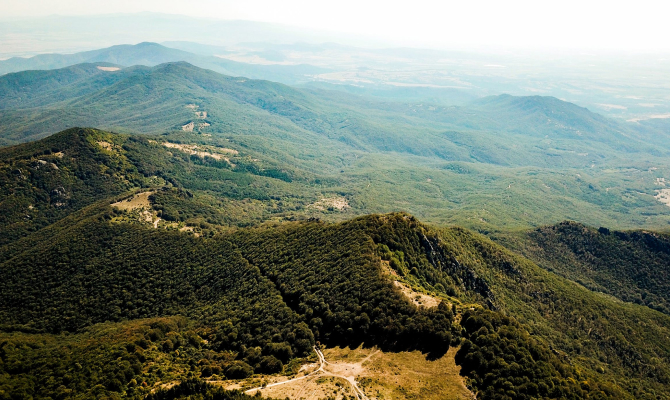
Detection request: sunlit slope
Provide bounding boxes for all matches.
[0,127,333,247]
[381,217,670,399]
[1,61,662,166]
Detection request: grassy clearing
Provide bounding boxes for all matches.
[245,346,472,400]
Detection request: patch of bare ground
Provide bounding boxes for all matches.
[182,122,195,132]
[300,363,319,373]
[394,281,440,308]
[96,66,120,71]
[655,189,670,207]
[111,192,153,211]
[381,261,441,308]
[162,142,237,164]
[358,347,474,400]
[155,381,179,392]
[97,141,115,151]
[111,192,163,228]
[242,346,472,400]
[183,104,210,129]
[140,210,155,225]
[309,197,350,211]
[210,376,300,394]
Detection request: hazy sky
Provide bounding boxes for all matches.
[4,0,670,52]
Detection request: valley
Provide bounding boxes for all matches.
[1,58,670,233]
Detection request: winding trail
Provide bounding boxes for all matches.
[315,347,370,400]
[245,346,375,400]
[244,346,325,395]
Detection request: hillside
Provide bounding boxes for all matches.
[0,43,193,75]
[0,127,330,247]
[493,221,670,315]
[469,94,633,144]
[2,202,669,399]
[0,128,146,245]
[0,60,656,160]
[0,62,137,110]
[3,11,670,400]
[0,128,669,399]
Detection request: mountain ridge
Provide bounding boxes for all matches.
[0,60,658,161]
[2,199,668,399]
[0,42,192,74]
[0,42,329,85]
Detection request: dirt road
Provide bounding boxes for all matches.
[245,346,374,399]
[244,346,325,395]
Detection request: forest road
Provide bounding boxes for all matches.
[244,346,325,395]
[245,346,373,400]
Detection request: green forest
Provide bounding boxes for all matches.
[495,221,670,315]
[0,57,669,400]
[1,200,669,399]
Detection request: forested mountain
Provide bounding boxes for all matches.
[0,123,668,399]
[0,53,670,400]
[1,191,669,399]
[0,127,323,247]
[469,94,632,143]
[0,43,193,75]
[0,128,146,245]
[0,129,668,399]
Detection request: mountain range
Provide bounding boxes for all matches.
[1,57,670,231]
[0,42,327,85]
[1,41,670,400]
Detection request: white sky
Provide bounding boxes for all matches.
[4,0,670,52]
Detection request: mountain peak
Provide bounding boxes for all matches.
[134,41,165,48]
